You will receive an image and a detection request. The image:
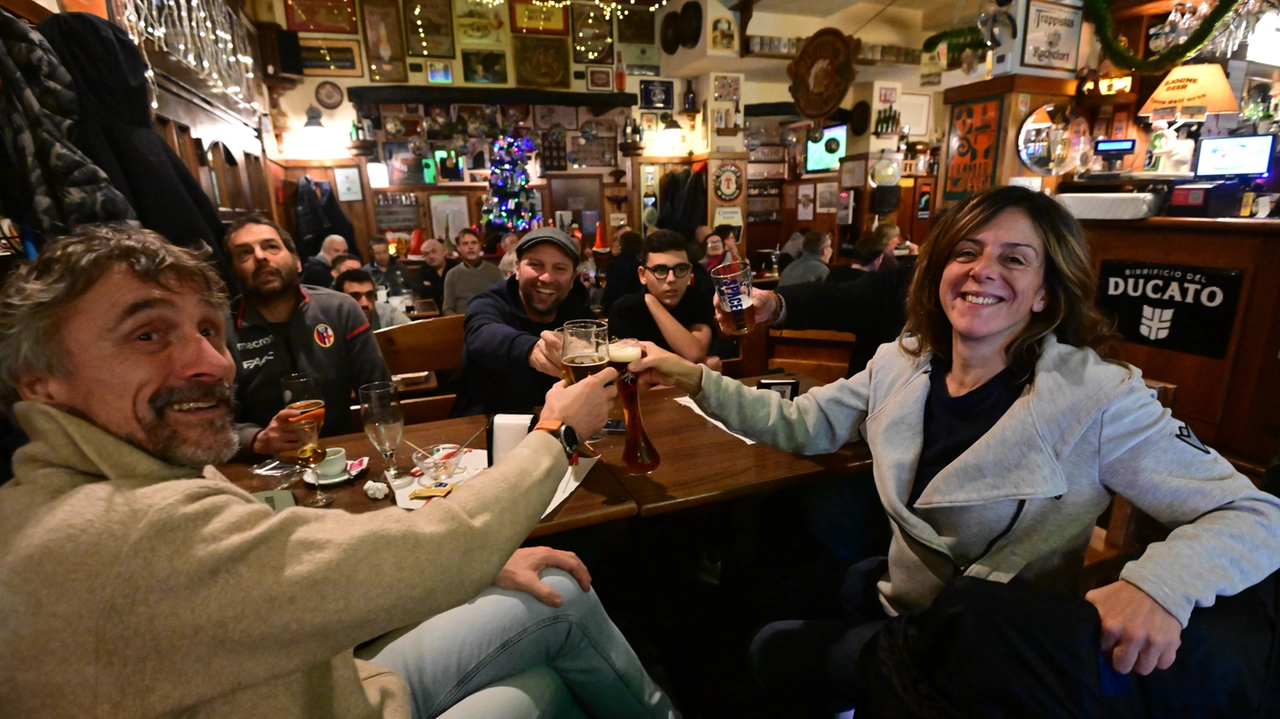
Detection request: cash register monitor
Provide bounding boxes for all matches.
[1194,135,1275,178]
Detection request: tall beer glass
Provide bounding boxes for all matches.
[709,260,756,335]
[607,339,660,474]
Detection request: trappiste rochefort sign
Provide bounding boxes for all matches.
[1096,260,1243,359]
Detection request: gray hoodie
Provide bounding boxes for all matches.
[694,335,1280,625]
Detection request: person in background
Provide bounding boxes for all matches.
[330,253,363,280]
[612,225,633,255]
[442,228,504,316]
[643,185,1280,716]
[222,214,389,447]
[714,224,741,261]
[602,230,645,312]
[364,238,414,297]
[299,234,348,289]
[496,232,522,277]
[501,232,519,255]
[0,227,678,719]
[414,238,459,308]
[778,231,833,286]
[699,229,732,272]
[826,232,889,285]
[455,228,594,416]
[608,230,713,364]
[335,268,410,331]
[780,229,807,259]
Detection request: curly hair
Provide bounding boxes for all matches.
[901,186,1119,375]
[0,226,228,409]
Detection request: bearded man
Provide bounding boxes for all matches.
[223,215,389,449]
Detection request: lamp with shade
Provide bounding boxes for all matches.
[1138,64,1240,175]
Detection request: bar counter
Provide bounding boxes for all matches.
[1081,216,1280,470]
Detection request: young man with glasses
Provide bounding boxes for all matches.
[608,230,713,364]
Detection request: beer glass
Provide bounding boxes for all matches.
[359,381,404,481]
[709,260,756,335]
[607,339,660,474]
[561,320,609,441]
[560,320,609,385]
[276,374,326,491]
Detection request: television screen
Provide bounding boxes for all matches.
[1195,135,1275,177]
[805,126,847,174]
[1094,139,1135,154]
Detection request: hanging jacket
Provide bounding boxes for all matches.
[37,13,230,274]
[0,8,132,245]
[294,176,356,260]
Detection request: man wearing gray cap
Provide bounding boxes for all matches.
[455,228,595,416]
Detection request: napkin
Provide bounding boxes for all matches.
[672,397,756,445]
[392,451,598,517]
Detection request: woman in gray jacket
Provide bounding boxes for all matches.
[631,186,1280,713]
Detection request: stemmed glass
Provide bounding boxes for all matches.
[275,374,327,493]
[560,319,609,442]
[360,381,404,483]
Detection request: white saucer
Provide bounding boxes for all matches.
[303,470,352,486]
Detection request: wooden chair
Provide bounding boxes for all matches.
[1080,378,1178,591]
[374,314,465,376]
[411,298,440,317]
[765,328,857,385]
[350,394,455,428]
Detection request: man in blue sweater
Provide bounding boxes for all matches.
[454,228,594,416]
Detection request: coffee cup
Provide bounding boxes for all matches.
[317,447,347,478]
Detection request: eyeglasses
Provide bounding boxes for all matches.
[643,263,692,280]
[344,290,378,303]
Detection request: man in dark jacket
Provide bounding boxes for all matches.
[222,215,389,455]
[298,235,349,289]
[601,229,644,312]
[454,229,594,417]
[414,238,459,307]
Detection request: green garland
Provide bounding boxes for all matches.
[1084,0,1241,74]
[923,26,984,52]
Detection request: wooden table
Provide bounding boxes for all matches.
[589,373,872,517]
[219,415,638,538]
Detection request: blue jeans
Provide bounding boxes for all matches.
[360,569,677,719]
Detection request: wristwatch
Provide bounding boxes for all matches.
[534,419,580,464]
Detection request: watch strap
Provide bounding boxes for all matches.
[533,420,579,465]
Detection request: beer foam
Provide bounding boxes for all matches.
[607,342,643,363]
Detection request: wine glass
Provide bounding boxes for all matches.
[295,417,332,507]
[360,381,404,483]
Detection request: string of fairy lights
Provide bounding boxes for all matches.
[113,0,258,111]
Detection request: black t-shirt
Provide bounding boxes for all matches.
[908,355,1029,507]
[607,288,715,352]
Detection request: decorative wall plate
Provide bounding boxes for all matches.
[678,1,702,49]
[315,81,344,109]
[660,11,680,55]
[787,28,856,120]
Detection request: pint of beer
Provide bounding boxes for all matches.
[709,260,756,335]
[606,339,660,474]
[562,352,608,385]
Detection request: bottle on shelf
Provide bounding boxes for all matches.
[682,79,697,114]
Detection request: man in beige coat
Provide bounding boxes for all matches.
[0,227,677,719]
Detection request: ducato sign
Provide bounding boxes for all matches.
[1096,260,1243,359]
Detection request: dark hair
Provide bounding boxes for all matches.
[330,252,360,269]
[224,214,296,257]
[333,268,375,293]
[902,185,1120,374]
[714,225,738,242]
[456,227,482,244]
[0,226,228,409]
[369,237,389,250]
[618,230,644,256]
[848,234,888,265]
[801,231,829,255]
[640,230,691,264]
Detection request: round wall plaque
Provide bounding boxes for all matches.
[786,28,856,120]
[713,162,744,202]
[315,81,344,110]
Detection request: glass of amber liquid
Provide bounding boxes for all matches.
[607,339,660,474]
[561,320,609,441]
[709,260,756,336]
[281,374,330,505]
[294,417,332,507]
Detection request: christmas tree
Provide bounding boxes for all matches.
[481,135,541,231]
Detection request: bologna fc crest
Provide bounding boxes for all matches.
[313,324,335,348]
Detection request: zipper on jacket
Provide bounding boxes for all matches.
[958,499,1026,574]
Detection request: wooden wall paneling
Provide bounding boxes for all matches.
[1083,219,1280,466]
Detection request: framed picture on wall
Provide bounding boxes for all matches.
[455,0,505,45]
[299,38,363,77]
[512,36,570,88]
[616,10,655,44]
[510,0,569,35]
[571,3,614,64]
[286,0,357,33]
[427,61,453,83]
[639,79,674,110]
[586,65,613,92]
[363,0,409,82]
[944,95,1003,201]
[403,0,456,57]
[534,105,578,130]
[460,50,508,83]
